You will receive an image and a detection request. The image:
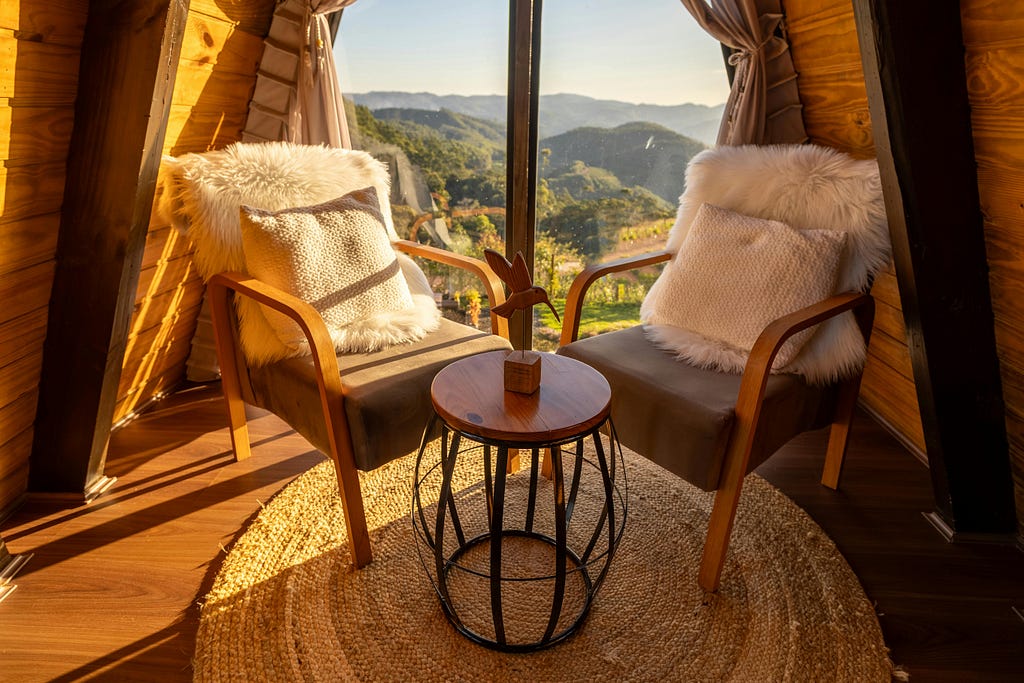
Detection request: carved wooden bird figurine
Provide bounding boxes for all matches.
[483,248,561,323]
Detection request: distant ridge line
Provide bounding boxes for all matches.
[350,91,725,146]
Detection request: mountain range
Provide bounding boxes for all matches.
[350,92,724,147]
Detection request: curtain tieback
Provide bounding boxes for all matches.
[726,33,774,66]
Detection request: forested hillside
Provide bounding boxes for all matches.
[350,98,704,344]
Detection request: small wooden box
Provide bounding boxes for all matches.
[504,351,542,394]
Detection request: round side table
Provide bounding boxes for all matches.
[412,350,627,652]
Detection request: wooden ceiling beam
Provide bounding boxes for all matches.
[852,0,1016,535]
[29,0,190,494]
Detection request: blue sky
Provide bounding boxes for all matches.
[334,0,730,106]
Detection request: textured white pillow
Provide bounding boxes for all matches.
[643,203,847,376]
[239,187,439,364]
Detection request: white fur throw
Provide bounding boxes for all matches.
[641,144,891,385]
[155,142,439,366]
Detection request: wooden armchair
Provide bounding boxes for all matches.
[556,144,887,592]
[209,240,511,569]
[155,142,515,569]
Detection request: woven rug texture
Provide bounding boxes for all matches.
[194,444,895,682]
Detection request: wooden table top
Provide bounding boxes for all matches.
[431,350,611,444]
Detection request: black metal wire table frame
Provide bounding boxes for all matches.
[411,414,627,652]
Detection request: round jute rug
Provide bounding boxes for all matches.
[194,445,896,682]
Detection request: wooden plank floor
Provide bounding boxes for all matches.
[1,384,1022,681]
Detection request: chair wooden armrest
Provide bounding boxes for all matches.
[698,291,875,590]
[206,271,372,567]
[559,249,674,346]
[206,271,349,458]
[742,292,875,402]
[393,239,509,339]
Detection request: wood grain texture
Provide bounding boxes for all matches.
[860,354,926,455]
[785,0,923,448]
[0,32,80,103]
[0,391,39,450]
[0,161,67,224]
[0,431,30,518]
[5,383,1019,680]
[0,214,59,278]
[0,1,88,516]
[962,0,1024,536]
[0,353,43,418]
[0,261,54,325]
[0,105,75,165]
[0,0,88,48]
[134,256,200,305]
[0,307,47,370]
[30,0,190,493]
[855,0,1016,533]
[431,351,611,444]
[117,0,274,428]
[188,0,277,35]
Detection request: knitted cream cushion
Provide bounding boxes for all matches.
[643,203,846,373]
[239,187,438,363]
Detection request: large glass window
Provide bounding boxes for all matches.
[336,0,510,331]
[335,0,728,345]
[533,0,730,349]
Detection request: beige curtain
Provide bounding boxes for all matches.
[243,0,357,148]
[680,0,806,145]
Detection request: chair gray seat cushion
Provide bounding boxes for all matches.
[249,318,512,470]
[557,326,835,491]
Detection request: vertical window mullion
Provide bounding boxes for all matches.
[506,0,542,350]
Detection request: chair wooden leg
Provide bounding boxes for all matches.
[507,448,520,474]
[821,376,862,490]
[208,287,251,462]
[698,467,747,593]
[540,448,552,480]
[328,442,372,568]
[222,388,252,462]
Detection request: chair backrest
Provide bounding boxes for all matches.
[155,141,441,368]
[666,144,890,294]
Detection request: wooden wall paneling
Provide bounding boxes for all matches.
[134,257,199,304]
[180,13,264,70]
[112,364,192,424]
[0,261,55,324]
[784,0,874,157]
[0,429,32,519]
[0,162,67,225]
[0,106,75,166]
[0,34,81,101]
[114,0,277,427]
[125,282,204,348]
[29,0,191,494]
[0,1,90,516]
[0,214,59,278]
[164,107,249,156]
[852,0,1016,535]
[860,360,926,456]
[0,0,88,48]
[118,330,196,400]
[0,393,37,458]
[187,0,278,35]
[866,329,915,384]
[962,0,1024,538]
[784,0,925,457]
[0,308,47,370]
[0,350,45,508]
